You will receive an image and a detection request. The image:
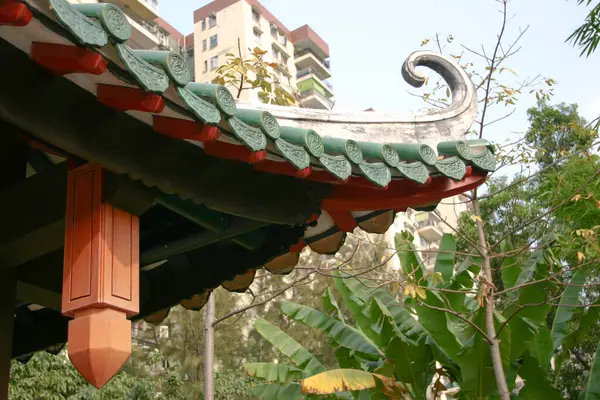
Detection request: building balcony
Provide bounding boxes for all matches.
[297,68,334,98]
[415,216,443,242]
[294,51,331,80]
[104,0,159,20]
[299,88,333,110]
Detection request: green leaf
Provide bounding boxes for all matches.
[395,232,424,283]
[415,292,463,358]
[517,352,562,399]
[526,325,553,370]
[280,300,382,357]
[556,299,600,373]
[250,383,302,400]
[336,275,425,341]
[581,341,600,399]
[244,363,303,384]
[499,241,519,291]
[550,267,590,351]
[434,234,456,283]
[253,318,325,375]
[370,299,431,399]
[322,287,346,323]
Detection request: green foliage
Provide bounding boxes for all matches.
[212,45,296,106]
[568,1,600,56]
[525,101,597,167]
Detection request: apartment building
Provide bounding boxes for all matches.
[384,195,471,271]
[191,0,335,108]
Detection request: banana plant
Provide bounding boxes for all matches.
[246,232,597,399]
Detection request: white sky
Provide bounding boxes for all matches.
[159,0,600,148]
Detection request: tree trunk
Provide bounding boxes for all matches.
[203,294,215,400]
[472,198,510,399]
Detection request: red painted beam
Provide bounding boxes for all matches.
[97,84,165,113]
[322,171,488,212]
[327,210,358,233]
[153,116,220,142]
[30,43,106,76]
[0,0,32,26]
[203,141,266,164]
[253,160,312,178]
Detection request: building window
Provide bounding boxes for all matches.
[252,9,260,23]
[270,24,277,37]
[210,56,219,70]
[201,19,206,31]
[202,39,207,51]
[208,14,217,28]
[278,33,287,46]
[210,34,218,49]
[204,60,208,72]
[253,29,262,43]
[272,47,280,61]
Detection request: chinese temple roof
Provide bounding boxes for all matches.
[1,0,494,355]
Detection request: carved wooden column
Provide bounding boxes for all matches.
[62,164,139,388]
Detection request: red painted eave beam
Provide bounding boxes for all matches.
[97,84,165,113]
[0,0,32,26]
[153,116,220,142]
[203,141,266,164]
[30,43,106,75]
[322,171,488,212]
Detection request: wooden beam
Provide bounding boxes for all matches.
[0,268,16,400]
[16,282,61,311]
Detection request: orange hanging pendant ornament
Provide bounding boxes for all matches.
[62,164,139,388]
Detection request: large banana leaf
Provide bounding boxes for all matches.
[395,232,424,283]
[456,308,500,400]
[499,240,519,291]
[250,383,303,400]
[333,278,381,346]
[244,363,303,384]
[300,369,408,398]
[526,325,553,370]
[337,275,425,341]
[550,267,590,351]
[323,287,346,323]
[253,318,325,376]
[555,299,600,373]
[517,352,561,399]
[414,292,463,358]
[581,341,600,400]
[434,233,456,283]
[370,299,432,399]
[510,236,555,300]
[280,300,382,357]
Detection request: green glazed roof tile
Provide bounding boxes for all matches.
[318,154,352,181]
[396,161,430,184]
[466,139,496,154]
[235,109,280,140]
[322,137,363,165]
[73,3,131,43]
[49,0,108,47]
[471,149,496,172]
[131,50,191,87]
[390,143,437,166]
[437,140,474,161]
[433,156,466,181]
[357,142,400,167]
[274,139,311,170]
[279,126,324,158]
[358,162,392,188]
[176,87,222,125]
[226,117,267,152]
[115,43,170,93]
[185,83,236,117]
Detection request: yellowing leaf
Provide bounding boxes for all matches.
[300,369,407,396]
[470,215,483,223]
[415,286,427,299]
[578,252,586,262]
